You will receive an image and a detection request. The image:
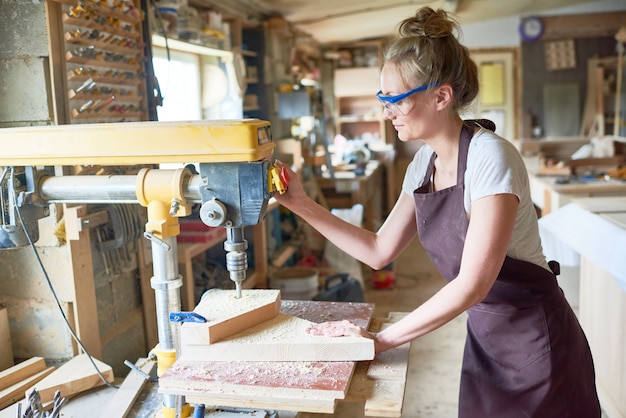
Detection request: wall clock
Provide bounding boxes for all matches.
[520,16,544,42]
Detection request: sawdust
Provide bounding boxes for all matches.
[163,359,353,391]
[225,313,312,343]
[194,289,280,323]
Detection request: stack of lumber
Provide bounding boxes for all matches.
[0,357,54,410]
[160,290,410,416]
[0,354,114,413]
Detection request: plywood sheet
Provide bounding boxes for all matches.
[183,289,280,344]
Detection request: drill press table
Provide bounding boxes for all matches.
[158,300,411,417]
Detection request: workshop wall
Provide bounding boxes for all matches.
[0,1,152,378]
[520,11,626,138]
[0,2,56,127]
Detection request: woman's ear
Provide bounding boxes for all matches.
[434,84,455,110]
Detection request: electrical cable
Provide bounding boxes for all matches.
[11,167,119,390]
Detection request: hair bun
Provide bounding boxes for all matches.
[397,7,456,39]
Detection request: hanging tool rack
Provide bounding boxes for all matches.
[51,0,149,124]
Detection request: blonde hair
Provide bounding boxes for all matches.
[383,7,478,111]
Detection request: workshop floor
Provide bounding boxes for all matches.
[299,237,466,418]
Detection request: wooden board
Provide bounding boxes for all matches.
[345,313,411,417]
[0,357,46,392]
[181,312,375,362]
[0,308,13,372]
[184,289,280,344]
[25,354,114,403]
[159,301,375,412]
[0,367,55,410]
[98,358,156,418]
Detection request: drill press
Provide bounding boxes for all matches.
[0,119,285,417]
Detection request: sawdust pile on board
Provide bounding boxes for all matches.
[194,289,279,322]
[166,360,352,390]
[224,313,312,343]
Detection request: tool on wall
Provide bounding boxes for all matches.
[0,119,287,418]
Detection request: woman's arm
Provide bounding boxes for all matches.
[308,193,519,354]
[273,163,417,270]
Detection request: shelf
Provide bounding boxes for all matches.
[64,32,141,56]
[62,14,141,41]
[151,34,232,58]
[68,90,140,101]
[70,109,143,119]
[67,72,143,87]
[65,51,140,71]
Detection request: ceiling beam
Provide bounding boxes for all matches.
[443,0,460,13]
[188,0,266,25]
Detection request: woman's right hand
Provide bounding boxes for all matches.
[272,161,307,211]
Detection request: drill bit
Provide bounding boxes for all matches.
[224,227,247,299]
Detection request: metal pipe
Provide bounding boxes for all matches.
[39,173,203,204]
[151,235,181,410]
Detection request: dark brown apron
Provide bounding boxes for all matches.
[413,121,600,417]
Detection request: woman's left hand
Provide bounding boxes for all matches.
[306,320,373,339]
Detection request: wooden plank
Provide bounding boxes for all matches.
[0,357,46,392]
[345,312,411,417]
[181,313,375,362]
[65,205,102,359]
[160,359,354,401]
[0,367,55,410]
[98,358,155,418]
[0,308,13,372]
[25,354,114,404]
[183,289,281,344]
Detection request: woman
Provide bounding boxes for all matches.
[274,7,600,417]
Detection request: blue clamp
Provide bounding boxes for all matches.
[169,312,207,323]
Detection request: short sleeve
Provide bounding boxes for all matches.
[402,144,435,197]
[464,131,528,212]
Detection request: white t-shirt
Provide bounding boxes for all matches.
[402,128,550,271]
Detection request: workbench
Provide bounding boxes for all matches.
[537,197,626,418]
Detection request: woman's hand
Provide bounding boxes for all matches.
[305,320,374,338]
[272,161,307,211]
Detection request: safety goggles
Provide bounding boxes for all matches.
[376,82,439,115]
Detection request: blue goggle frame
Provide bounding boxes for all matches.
[376,82,439,104]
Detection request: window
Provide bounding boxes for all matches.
[152,47,202,121]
